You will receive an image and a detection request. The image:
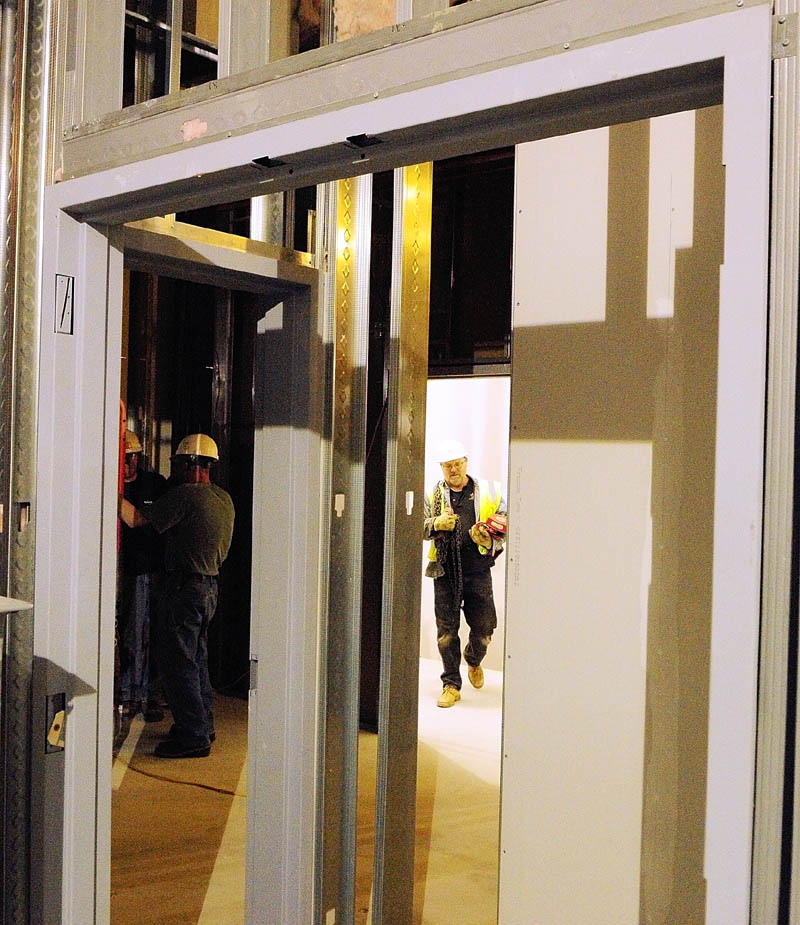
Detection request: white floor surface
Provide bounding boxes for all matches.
[417,656,503,787]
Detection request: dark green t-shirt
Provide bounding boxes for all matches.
[147,482,235,576]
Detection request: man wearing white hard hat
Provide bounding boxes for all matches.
[119,433,234,757]
[423,439,507,708]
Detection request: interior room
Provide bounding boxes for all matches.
[109,91,723,922]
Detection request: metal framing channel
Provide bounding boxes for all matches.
[758,3,800,920]
[166,0,184,95]
[58,1,124,128]
[770,1,800,919]
[6,0,49,921]
[320,0,335,48]
[373,163,432,923]
[215,2,289,248]
[0,2,20,915]
[315,177,337,922]
[59,0,776,183]
[320,174,372,924]
[0,0,21,599]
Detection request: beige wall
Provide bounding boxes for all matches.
[500,105,724,923]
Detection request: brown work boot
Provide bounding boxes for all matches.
[437,685,461,708]
[467,665,484,689]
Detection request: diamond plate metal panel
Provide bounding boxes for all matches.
[5,0,48,922]
[320,174,371,923]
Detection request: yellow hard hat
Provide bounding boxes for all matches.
[124,430,142,454]
[175,433,219,461]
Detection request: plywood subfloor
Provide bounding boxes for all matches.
[111,693,247,925]
[110,660,501,924]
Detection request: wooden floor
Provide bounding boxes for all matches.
[111,693,248,924]
[110,661,501,923]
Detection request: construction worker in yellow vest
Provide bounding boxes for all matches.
[423,439,507,708]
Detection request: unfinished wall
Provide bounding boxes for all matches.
[500,105,724,923]
[334,0,396,40]
[183,0,219,43]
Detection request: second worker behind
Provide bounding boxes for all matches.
[119,433,234,758]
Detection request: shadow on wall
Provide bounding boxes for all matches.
[508,106,723,920]
[29,656,96,925]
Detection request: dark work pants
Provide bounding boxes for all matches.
[434,569,497,690]
[118,572,153,704]
[158,572,218,746]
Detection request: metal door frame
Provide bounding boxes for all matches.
[33,4,781,922]
[33,213,326,923]
[124,217,327,922]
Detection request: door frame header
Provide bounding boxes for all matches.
[54,3,768,224]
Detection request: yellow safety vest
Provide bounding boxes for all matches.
[427,478,503,562]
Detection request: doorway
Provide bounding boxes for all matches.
[111,267,268,920]
[35,7,771,922]
[94,218,323,922]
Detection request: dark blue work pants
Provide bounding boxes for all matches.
[158,572,218,747]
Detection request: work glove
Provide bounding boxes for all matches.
[433,511,457,531]
[469,523,492,547]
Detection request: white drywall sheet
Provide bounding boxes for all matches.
[514,129,609,325]
[647,110,696,319]
[501,441,651,923]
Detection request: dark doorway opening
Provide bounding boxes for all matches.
[122,271,260,698]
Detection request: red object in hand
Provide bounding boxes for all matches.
[483,513,507,537]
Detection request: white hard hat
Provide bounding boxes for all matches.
[437,439,467,464]
[175,433,219,461]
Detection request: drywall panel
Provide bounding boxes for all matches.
[420,376,510,673]
[501,100,739,923]
[502,440,651,922]
[514,129,609,325]
[647,110,696,318]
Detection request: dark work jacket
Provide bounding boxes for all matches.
[122,468,168,575]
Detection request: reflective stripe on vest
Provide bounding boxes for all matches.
[428,478,502,561]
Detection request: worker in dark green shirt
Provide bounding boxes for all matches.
[120,433,234,758]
